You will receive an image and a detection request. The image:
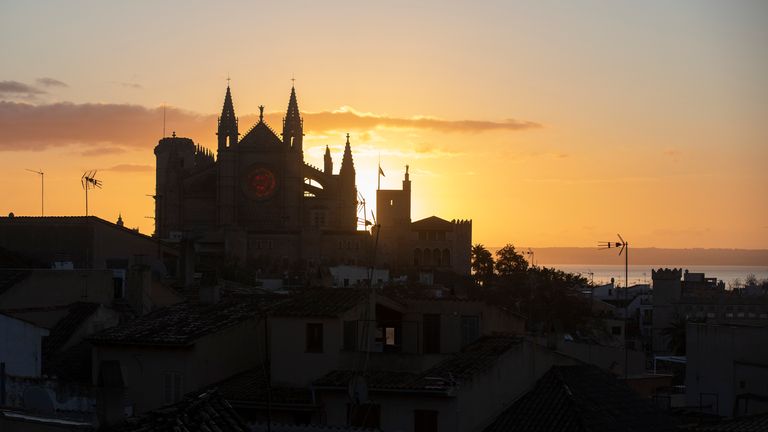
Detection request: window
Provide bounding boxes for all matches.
[162,371,183,404]
[343,321,358,351]
[414,410,439,432]
[418,231,427,240]
[348,403,380,428]
[437,231,446,241]
[461,316,480,347]
[442,249,451,266]
[423,314,441,354]
[306,323,324,353]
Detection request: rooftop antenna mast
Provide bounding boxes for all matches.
[25,169,44,216]
[524,248,535,267]
[598,233,629,380]
[81,170,102,216]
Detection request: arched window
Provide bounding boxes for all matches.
[423,249,431,266]
[433,249,441,266]
[442,249,451,266]
[414,248,422,266]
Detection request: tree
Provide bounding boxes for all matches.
[494,243,529,276]
[471,243,494,286]
[661,315,688,355]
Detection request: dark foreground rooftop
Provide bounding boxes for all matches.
[483,365,678,432]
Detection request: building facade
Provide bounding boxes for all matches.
[154,85,368,274]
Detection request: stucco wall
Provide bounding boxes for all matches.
[0,314,48,376]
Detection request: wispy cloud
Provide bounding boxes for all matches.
[112,81,143,89]
[298,106,541,134]
[103,164,153,172]
[80,146,127,157]
[0,81,46,98]
[36,77,68,88]
[0,101,540,152]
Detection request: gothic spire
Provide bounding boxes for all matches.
[217,84,238,150]
[283,84,303,150]
[324,145,333,174]
[340,133,355,178]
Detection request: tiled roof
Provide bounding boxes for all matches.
[90,295,280,346]
[213,367,314,405]
[314,335,522,393]
[43,302,100,357]
[0,269,31,296]
[111,389,248,432]
[686,412,768,432]
[482,365,678,432]
[269,288,369,317]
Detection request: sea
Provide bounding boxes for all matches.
[546,264,768,287]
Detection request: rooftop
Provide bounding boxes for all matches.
[269,288,370,318]
[90,295,282,346]
[482,365,677,432]
[111,389,247,432]
[314,335,522,393]
[213,367,314,406]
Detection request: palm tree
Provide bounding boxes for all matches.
[471,243,494,286]
[661,315,688,355]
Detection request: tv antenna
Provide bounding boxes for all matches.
[598,233,629,380]
[25,169,44,216]
[524,248,535,267]
[81,170,102,216]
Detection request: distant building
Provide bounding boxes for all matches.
[153,83,472,277]
[376,166,472,275]
[154,85,367,274]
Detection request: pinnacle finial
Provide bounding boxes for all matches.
[346,133,350,144]
[258,105,264,122]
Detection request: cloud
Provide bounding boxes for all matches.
[36,77,68,88]
[295,106,541,134]
[0,81,46,98]
[112,81,143,89]
[0,101,540,152]
[104,164,153,172]
[80,146,127,157]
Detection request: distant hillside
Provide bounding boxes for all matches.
[486,247,768,266]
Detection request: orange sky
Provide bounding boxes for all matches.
[1,1,766,249]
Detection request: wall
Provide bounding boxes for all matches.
[0,270,113,310]
[93,316,264,414]
[686,323,768,417]
[0,313,48,376]
[318,340,576,432]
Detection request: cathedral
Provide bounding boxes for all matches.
[154,83,471,277]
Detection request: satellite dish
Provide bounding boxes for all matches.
[23,386,55,414]
[347,375,369,404]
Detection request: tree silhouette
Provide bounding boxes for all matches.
[494,243,529,276]
[471,243,494,286]
[661,315,688,355]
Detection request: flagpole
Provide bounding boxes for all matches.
[377,153,381,191]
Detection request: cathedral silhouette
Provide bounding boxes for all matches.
[154,83,471,278]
